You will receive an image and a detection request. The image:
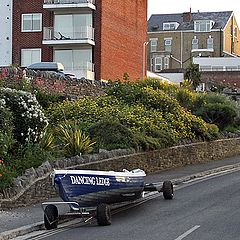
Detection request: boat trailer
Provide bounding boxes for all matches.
[42,180,174,230]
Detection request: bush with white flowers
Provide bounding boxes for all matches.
[0,87,48,144]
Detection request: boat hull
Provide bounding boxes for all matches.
[53,169,146,207]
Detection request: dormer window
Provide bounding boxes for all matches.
[194,20,214,32]
[163,22,179,30]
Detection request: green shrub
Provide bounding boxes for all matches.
[196,102,237,130]
[0,98,15,157]
[143,128,176,148]
[134,134,161,151]
[39,127,55,151]
[107,81,180,113]
[89,120,138,151]
[0,132,15,158]
[0,163,17,191]
[35,89,62,109]
[175,88,196,110]
[12,143,53,175]
[0,87,48,144]
[48,84,214,149]
[232,116,240,130]
[57,122,95,157]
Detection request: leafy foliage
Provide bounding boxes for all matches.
[12,143,53,175]
[0,87,48,144]
[184,62,201,89]
[194,94,238,129]
[35,88,62,109]
[57,122,95,157]
[89,120,138,151]
[0,100,15,157]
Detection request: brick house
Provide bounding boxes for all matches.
[1,0,147,81]
[147,10,240,73]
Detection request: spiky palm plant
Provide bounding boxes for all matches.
[57,123,95,157]
[39,130,55,151]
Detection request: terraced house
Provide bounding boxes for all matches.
[0,0,147,81]
[147,10,240,73]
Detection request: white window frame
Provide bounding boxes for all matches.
[207,36,214,49]
[192,37,199,49]
[150,39,158,52]
[194,20,214,32]
[164,38,172,52]
[154,57,162,72]
[163,22,179,30]
[21,48,41,67]
[164,57,169,69]
[22,13,42,32]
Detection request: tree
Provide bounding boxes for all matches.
[184,62,201,89]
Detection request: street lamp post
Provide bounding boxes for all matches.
[142,41,149,79]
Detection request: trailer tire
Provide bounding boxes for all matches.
[97,203,111,226]
[162,181,174,200]
[44,204,58,230]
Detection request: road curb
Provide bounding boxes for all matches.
[171,162,240,185]
[1,162,240,239]
[0,222,44,240]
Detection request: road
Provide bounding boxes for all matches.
[17,167,240,240]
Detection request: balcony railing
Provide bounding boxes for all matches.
[43,0,95,4]
[199,66,240,72]
[43,27,94,41]
[69,62,94,72]
[64,62,94,80]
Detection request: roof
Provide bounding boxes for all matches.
[148,11,233,32]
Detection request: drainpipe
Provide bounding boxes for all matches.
[142,41,149,79]
[180,31,183,68]
[220,27,222,57]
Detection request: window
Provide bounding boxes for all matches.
[164,38,172,52]
[207,36,213,49]
[150,39,158,52]
[22,14,42,32]
[234,26,238,38]
[21,48,41,67]
[192,37,198,50]
[54,14,92,39]
[154,57,162,72]
[194,20,214,32]
[164,57,169,69]
[163,22,179,30]
[54,49,92,71]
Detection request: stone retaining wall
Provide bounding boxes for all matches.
[1,138,240,209]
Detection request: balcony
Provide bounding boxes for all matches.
[43,0,96,10]
[42,27,95,46]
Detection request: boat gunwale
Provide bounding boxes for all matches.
[53,169,146,177]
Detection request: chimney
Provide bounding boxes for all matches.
[183,8,193,22]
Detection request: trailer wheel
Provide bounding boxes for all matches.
[97,203,111,226]
[44,204,58,230]
[162,181,174,200]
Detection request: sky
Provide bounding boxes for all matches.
[148,0,240,25]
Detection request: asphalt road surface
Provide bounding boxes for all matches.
[18,168,240,240]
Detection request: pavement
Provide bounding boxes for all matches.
[1,155,240,240]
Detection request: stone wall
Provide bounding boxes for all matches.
[0,67,107,98]
[1,138,240,209]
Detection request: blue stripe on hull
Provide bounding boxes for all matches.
[54,173,145,207]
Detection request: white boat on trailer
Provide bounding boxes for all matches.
[42,169,174,229]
